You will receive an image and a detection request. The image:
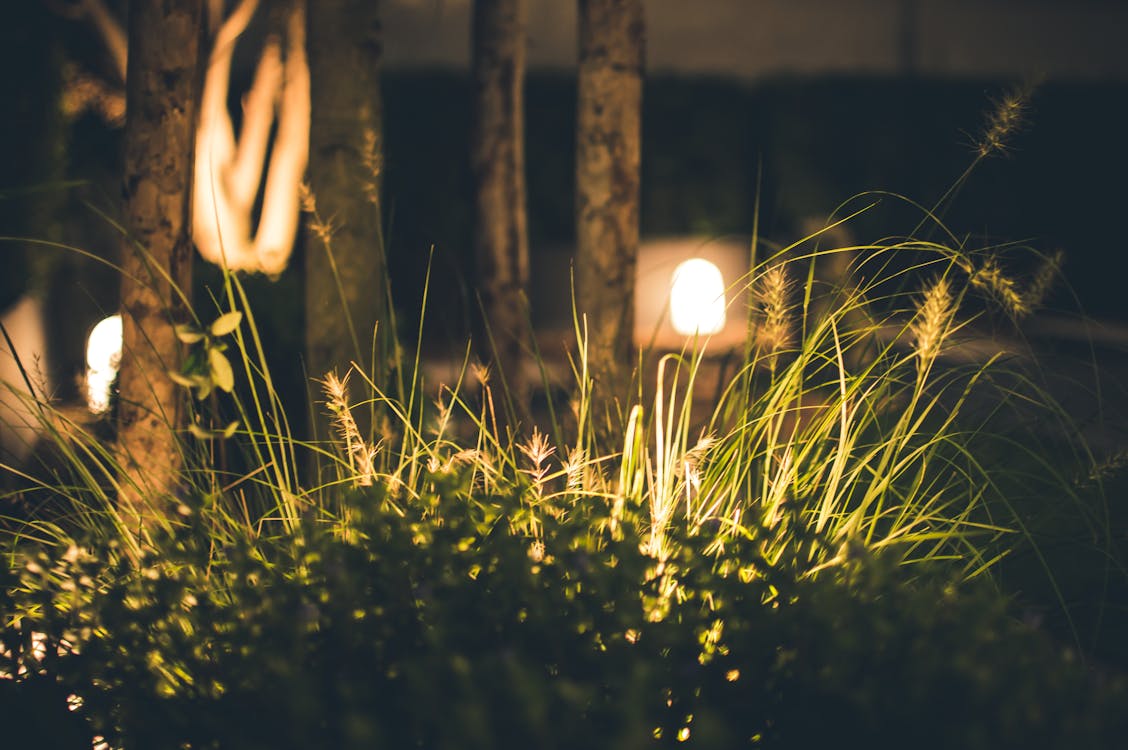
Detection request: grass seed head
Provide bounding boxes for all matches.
[563,446,588,492]
[971,258,1030,318]
[308,212,336,246]
[298,182,317,213]
[911,276,956,363]
[361,127,382,206]
[1024,249,1064,313]
[471,361,491,388]
[519,428,555,486]
[975,82,1033,159]
[318,370,376,486]
[753,264,794,366]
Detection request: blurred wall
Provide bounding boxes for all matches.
[384,0,1128,80]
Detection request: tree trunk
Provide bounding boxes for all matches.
[305,0,386,444]
[471,0,529,407]
[116,0,203,535]
[575,0,644,439]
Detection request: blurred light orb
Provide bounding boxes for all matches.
[669,258,726,336]
[85,314,122,414]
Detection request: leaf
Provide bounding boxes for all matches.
[188,423,213,440]
[175,325,205,344]
[209,311,243,337]
[208,348,235,393]
[168,370,208,390]
[189,420,240,440]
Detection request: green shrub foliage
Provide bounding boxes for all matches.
[2,478,1124,749]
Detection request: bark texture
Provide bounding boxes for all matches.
[116,0,203,532]
[575,0,644,436]
[305,0,386,440]
[471,0,529,404]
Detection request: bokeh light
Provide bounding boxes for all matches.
[669,258,726,336]
[85,314,122,414]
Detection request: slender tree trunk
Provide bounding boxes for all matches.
[471,0,529,406]
[305,0,386,443]
[575,0,644,439]
[116,0,203,535]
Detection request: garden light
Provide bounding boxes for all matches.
[669,257,726,336]
[85,314,122,414]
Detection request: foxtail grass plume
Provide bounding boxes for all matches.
[470,361,491,388]
[678,433,715,514]
[319,370,376,486]
[975,82,1033,159]
[518,427,555,492]
[470,360,501,441]
[563,446,588,492]
[1086,447,1128,485]
[753,264,793,370]
[298,181,317,213]
[431,393,453,437]
[970,258,1029,318]
[361,127,382,206]
[299,182,337,246]
[679,433,715,480]
[911,276,957,366]
[1024,249,1065,313]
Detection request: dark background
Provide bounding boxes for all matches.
[2,3,1127,402]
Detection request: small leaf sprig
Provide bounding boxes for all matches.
[169,311,243,439]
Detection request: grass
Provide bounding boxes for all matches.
[1,86,1126,746]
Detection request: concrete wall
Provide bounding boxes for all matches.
[384,0,1128,80]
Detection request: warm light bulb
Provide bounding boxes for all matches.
[85,314,122,414]
[669,258,726,336]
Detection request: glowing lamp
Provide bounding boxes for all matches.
[85,314,122,414]
[669,258,726,336]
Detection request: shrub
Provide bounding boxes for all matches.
[2,483,1124,749]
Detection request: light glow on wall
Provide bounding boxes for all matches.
[85,314,122,414]
[669,258,726,336]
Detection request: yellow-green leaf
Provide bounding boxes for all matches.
[208,348,235,393]
[221,420,240,438]
[169,370,198,388]
[175,325,205,344]
[209,311,243,337]
[188,423,212,440]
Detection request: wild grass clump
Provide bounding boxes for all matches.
[2,224,1122,745]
